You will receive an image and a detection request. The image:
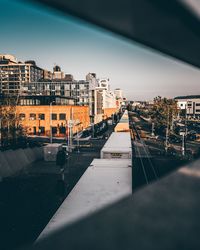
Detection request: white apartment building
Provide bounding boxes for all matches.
[96,78,116,109]
[175,95,200,118]
[114,88,123,99]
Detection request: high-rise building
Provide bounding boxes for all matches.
[86,72,98,89]
[21,80,91,106]
[93,78,117,122]
[0,54,44,95]
[96,78,116,109]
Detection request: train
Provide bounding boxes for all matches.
[37,111,133,242]
[114,110,130,132]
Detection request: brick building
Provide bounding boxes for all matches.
[16,105,90,137]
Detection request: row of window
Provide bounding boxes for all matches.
[19,113,67,121]
[32,126,66,135]
[186,103,200,107]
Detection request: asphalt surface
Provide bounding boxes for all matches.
[0,125,115,250]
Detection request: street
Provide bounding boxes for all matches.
[0,125,115,250]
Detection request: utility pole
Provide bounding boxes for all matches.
[49,101,54,144]
[68,107,73,151]
[77,127,80,153]
[182,133,185,156]
[151,122,155,136]
[165,107,170,152]
[67,120,70,149]
[171,113,174,132]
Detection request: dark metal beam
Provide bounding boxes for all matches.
[27,0,200,68]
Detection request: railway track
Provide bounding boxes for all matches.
[131,121,159,188]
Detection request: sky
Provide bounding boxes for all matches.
[1,0,200,101]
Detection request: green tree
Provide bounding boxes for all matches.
[150,96,178,134]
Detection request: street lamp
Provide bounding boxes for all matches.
[165,107,170,152]
[49,101,55,144]
[38,116,41,136]
[76,127,80,153]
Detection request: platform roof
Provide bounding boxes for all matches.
[102,132,131,150]
[38,166,132,240]
[29,0,200,68]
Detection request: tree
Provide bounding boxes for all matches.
[0,94,25,147]
[150,96,178,135]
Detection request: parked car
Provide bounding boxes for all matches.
[169,135,182,143]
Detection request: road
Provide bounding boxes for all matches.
[129,111,198,190]
[0,124,115,250]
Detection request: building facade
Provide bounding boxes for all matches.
[114,88,123,99]
[16,105,90,137]
[175,95,200,118]
[0,54,45,95]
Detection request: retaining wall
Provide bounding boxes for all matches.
[0,147,43,178]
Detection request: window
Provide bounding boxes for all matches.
[33,126,36,135]
[38,113,45,120]
[30,113,36,120]
[39,126,45,134]
[187,104,192,107]
[59,113,66,120]
[196,103,200,106]
[51,113,57,120]
[59,126,66,134]
[19,113,25,120]
[196,109,200,113]
[52,127,57,134]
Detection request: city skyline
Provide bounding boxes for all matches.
[1,0,200,100]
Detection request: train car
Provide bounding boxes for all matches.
[114,110,130,132]
[114,122,130,132]
[38,158,132,241]
[101,132,132,160]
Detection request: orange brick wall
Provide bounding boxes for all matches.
[16,105,90,136]
[103,108,118,119]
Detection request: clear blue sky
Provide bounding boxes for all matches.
[1,0,200,100]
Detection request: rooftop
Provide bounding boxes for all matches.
[175,95,200,100]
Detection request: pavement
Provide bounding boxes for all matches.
[0,124,115,250]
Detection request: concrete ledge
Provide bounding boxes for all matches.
[17,149,30,169]
[32,147,43,160]
[0,152,12,177]
[24,148,37,163]
[3,150,21,174]
[0,147,44,178]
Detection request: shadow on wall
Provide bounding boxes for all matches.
[0,147,43,179]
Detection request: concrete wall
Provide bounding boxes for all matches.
[0,147,43,178]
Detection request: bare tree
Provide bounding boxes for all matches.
[0,94,25,147]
